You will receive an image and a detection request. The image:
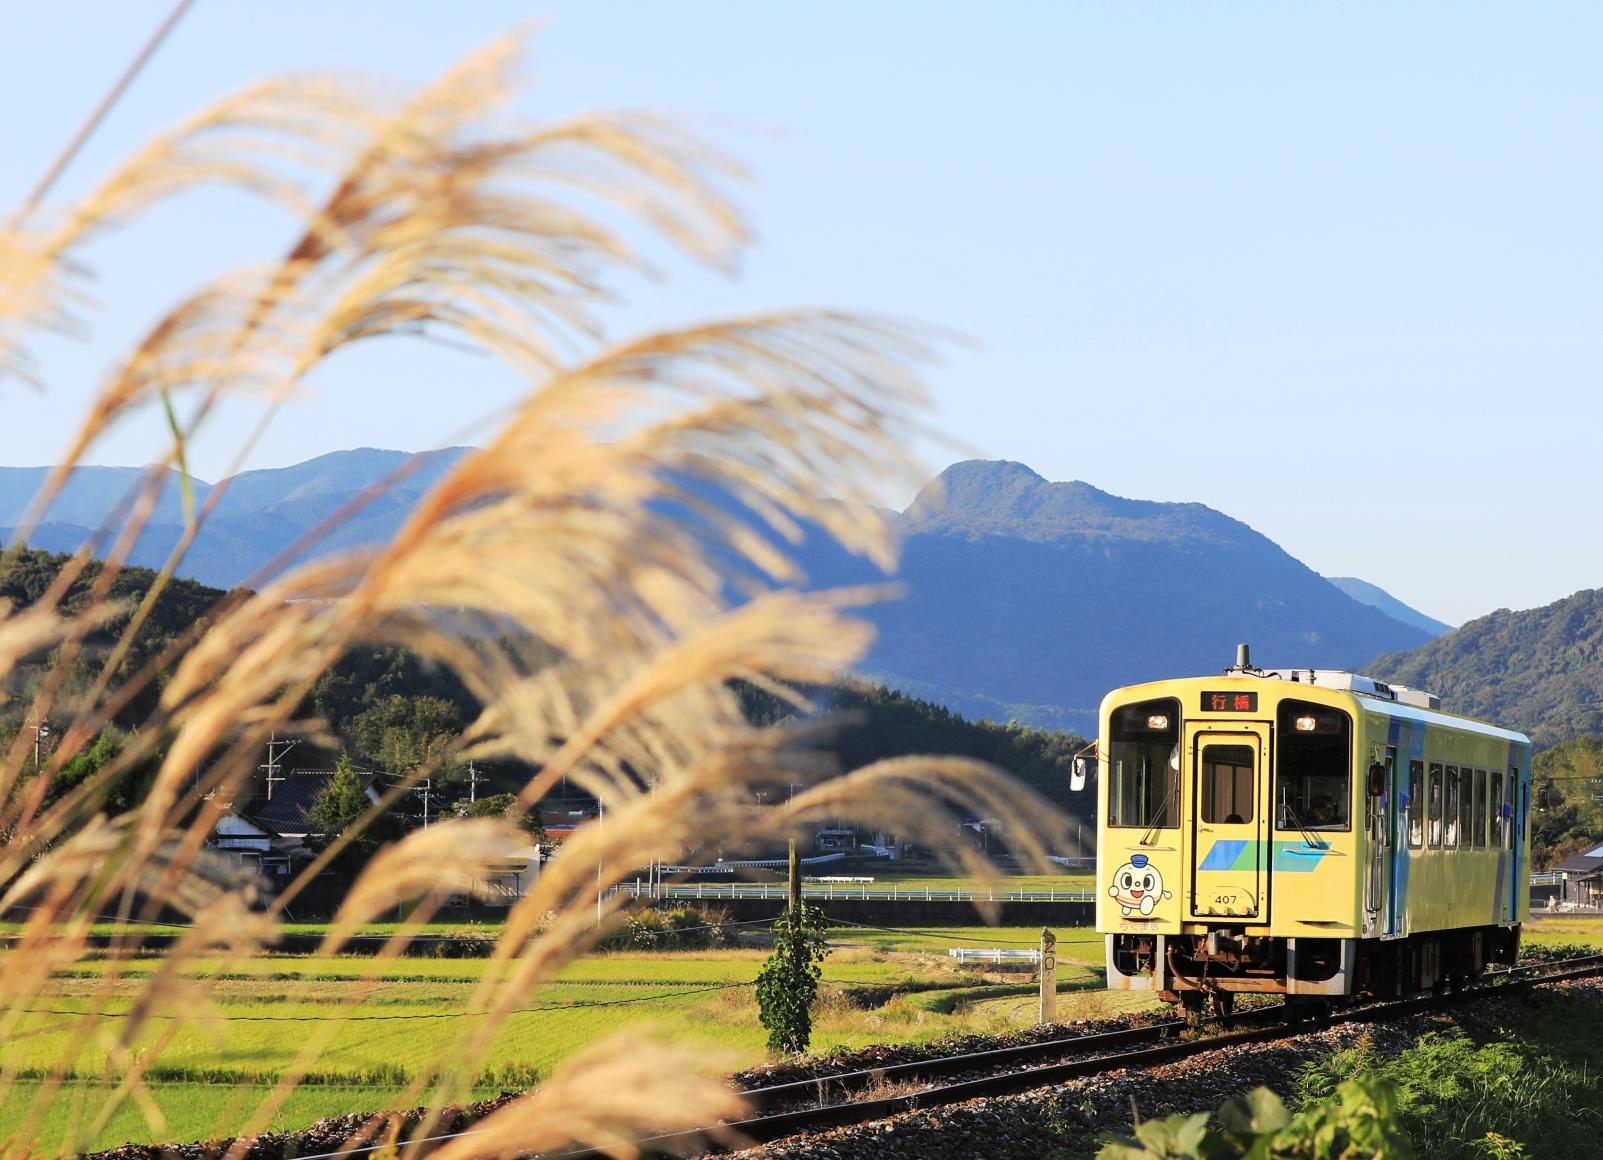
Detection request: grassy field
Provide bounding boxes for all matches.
[0,924,1126,1153]
[1523,914,1603,949]
[19,912,1593,1153]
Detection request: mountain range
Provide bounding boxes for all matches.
[1327,576,1454,637]
[796,460,1437,732]
[0,449,469,591]
[3,451,1455,735]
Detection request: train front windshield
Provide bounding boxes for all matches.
[1276,699,1352,831]
[1107,697,1180,829]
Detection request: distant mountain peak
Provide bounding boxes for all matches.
[1326,576,1454,637]
[906,458,1251,549]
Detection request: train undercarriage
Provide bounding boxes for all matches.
[1107,924,1522,1022]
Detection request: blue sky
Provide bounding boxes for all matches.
[2,2,1598,625]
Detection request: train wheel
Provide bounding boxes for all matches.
[1213,991,1236,1027]
[1286,997,1329,1027]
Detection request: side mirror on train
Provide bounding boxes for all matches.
[1368,762,1387,796]
[1071,757,1089,792]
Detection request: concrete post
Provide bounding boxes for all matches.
[1039,927,1057,1025]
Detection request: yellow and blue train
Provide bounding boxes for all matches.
[1091,646,1531,1016]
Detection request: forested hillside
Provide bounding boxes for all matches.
[737,680,1088,817]
[2,550,1087,818]
[1368,588,1603,746]
[0,547,238,727]
[0,550,482,801]
[1532,737,1603,867]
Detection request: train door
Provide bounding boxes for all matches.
[1366,747,1399,937]
[1188,723,1271,921]
[1511,764,1528,919]
[1384,747,1405,938]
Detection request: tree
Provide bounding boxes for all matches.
[755,903,831,1054]
[456,791,547,845]
[349,693,465,784]
[307,754,401,869]
[1532,737,1603,866]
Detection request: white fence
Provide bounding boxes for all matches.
[611,882,1096,903]
[947,948,1042,966]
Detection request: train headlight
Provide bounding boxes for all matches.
[1147,714,1170,730]
[1295,715,1318,732]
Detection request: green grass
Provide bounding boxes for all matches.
[0,928,1132,1153]
[1,1082,491,1157]
[1524,914,1603,950]
[1291,987,1603,1158]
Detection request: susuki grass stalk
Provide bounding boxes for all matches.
[0,29,1077,1159]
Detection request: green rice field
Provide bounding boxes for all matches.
[0,924,1120,1153]
[11,912,1594,1153]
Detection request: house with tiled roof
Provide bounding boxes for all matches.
[1550,842,1603,907]
[211,769,383,885]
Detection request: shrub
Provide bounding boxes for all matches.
[1516,941,1594,963]
[1098,1080,1413,1159]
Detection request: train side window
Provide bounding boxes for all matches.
[1408,760,1424,848]
[1445,766,1461,848]
[1473,769,1488,848]
[1490,770,1505,847]
[1275,700,1352,831]
[1107,698,1180,829]
[1428,763,1443,847]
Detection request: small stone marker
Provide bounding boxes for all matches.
[1039,927,1057,1024]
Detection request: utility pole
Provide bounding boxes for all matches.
[31,719,49,774]
[419,778,432,828]
[468,760,479,804]
[260,734,298,801]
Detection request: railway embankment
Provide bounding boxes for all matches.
[725,980,1603,1160]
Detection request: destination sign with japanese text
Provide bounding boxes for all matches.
[1200,691,1258,713]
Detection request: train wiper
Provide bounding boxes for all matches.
[1280,786,1328,850]
[1140,786,1175,846]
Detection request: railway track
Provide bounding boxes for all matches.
[556,952,1603,1158]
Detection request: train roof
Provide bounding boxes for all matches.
[1102,670,1530,747]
